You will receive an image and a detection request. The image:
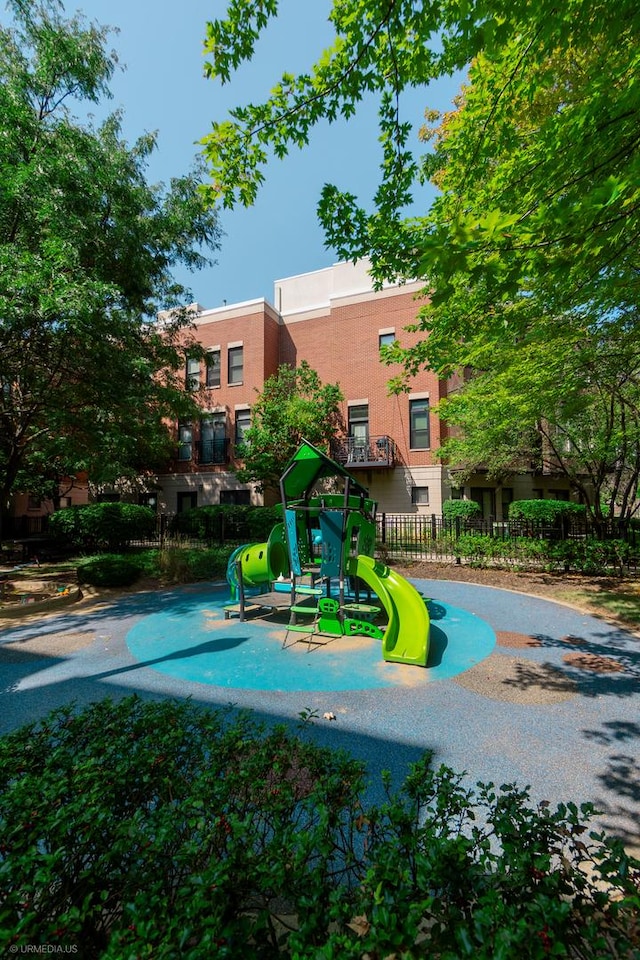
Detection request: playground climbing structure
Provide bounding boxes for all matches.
[224,440,430,667]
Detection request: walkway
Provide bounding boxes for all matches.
[1,578,638,855]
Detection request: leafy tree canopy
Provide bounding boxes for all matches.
[202,0,640,523]
[235,361,344,494]
[0,0,222,532]
[202,0,639,313]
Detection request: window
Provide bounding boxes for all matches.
[177,491,197,513]
[471,487,495,518]
[379,331,396,349]
[200,414,226,464]
[549,489,570,501]
[220,489,251,506]
[235,408,250,446]
[206,349,220,388]
[228,345,243,385]
[348,403,369,460]
[185,356,200,391]
[177,421,193,461]
[411,486,429,506]
[500,487,514,520]
[409,398,430,449]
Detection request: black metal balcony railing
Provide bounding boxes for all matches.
[330,435,395,469]
[196,437,230,464]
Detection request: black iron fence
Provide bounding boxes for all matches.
[375,513,639,562]
[3,515,50,538]
[136,511,640,557]
[4,510,639,564]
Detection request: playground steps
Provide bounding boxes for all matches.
[282,621,337,651]
[282,596,322,650]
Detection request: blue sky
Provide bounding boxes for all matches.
[65,1,464,308]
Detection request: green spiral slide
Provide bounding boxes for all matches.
[347,555,430,667]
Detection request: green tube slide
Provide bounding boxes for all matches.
[226,524,289,600]
[347,555,430,667]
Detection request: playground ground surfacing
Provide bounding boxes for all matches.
[1,577,639,856]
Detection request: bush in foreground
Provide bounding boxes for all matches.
[0,698,637,958]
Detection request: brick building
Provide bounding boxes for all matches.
[158,260,570,517]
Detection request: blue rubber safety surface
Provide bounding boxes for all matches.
[1,578,639,854]
[125,591,495,691]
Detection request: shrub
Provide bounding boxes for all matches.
[153,545,231,582]
[169,505,282,544]
[508,499,585,524]
[442,499,482,521]
[76,554,144,588]
[545,538,638,576]
[0,698,637,958]
[0,698,365,958]
[454,532,503,564]
[49,503,156,552]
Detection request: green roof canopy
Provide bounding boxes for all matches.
[279,439,370,506]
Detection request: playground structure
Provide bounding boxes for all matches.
[225,440,430,667]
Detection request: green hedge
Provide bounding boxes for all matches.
[48,503,156,552]
[1,698,637,958]
[508,499,586,523]
[442,499,482,520]
[451,534,639,574]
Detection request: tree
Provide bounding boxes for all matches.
[202,1,639,301]
[0,0,222,536]
[234,361,343,495]
[437,317,640,531]
[201,0,640,523]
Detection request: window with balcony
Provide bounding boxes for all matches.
[348,403,369,461]
[409,398,430,449]
[206,349,220,388]
[228,345,243,385]
[185,356,200,391]
[177,421,193,461]
[200,414,226,464]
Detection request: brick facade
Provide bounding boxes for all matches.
[156,260,569,516]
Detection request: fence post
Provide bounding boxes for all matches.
[380,512,386,545]
[159,514,167,550]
